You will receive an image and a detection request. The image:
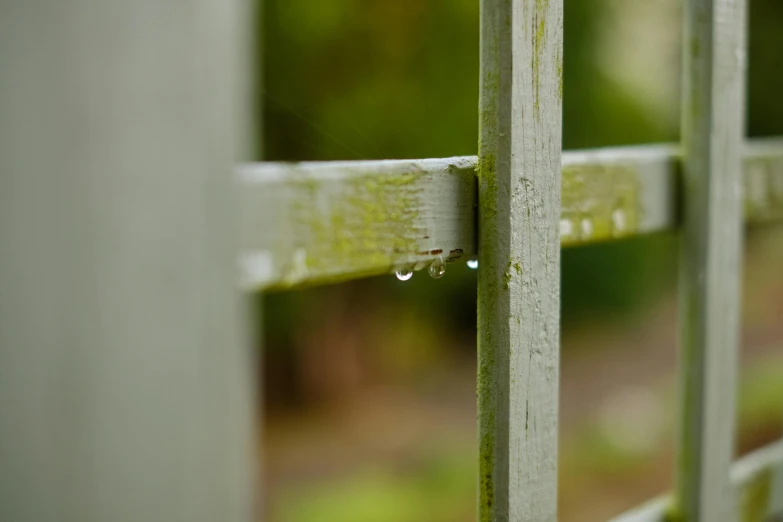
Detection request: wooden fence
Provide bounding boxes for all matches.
[2,0,783,521]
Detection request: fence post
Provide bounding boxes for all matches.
[477,0,563,520]
[0,2,255,521]
[676,0,747,520]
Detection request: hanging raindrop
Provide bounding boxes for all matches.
[395,270,413,281]
[611,209,626,235]
[580,218,594,238]
[428,257,446,279]
[560,218,574,237]
[467,258,479,270]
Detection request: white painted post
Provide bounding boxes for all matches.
[477,0,563,520]
[0,2,256,521]
[676,0,747,520]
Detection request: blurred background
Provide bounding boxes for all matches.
[256,1,783,520]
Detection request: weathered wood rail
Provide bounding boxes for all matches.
[239,140,783,292]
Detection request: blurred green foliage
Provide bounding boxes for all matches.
[261,0,480,161]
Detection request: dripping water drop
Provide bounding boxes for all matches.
[428,258,446,279]
[467,258,479,270]
[580,218,594,238]
[559,219,574,237]
[395,270,413,281]
[611,209,626,234]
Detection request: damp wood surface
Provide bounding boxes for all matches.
[239,139,783,291]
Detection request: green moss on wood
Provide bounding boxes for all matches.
[531,0,549,116]
[741,468,772,522]
[504,262,513,289]
[560,163,643,247]
[477,146,499,521]
[669,296,701,522]
[744,157,783,223]
[477,96,500,522]
[557,51,563,101]
[478,388,496,520]
[279,170,423,287]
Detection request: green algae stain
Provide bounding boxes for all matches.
[277,170,423,288]
[557,52,563,101]
[690,36,700,60]
[744,157,783,224]
[664,501,684,522]
[560,164,643,247]
[532,0,549,116]
[477,145,500,522]
[477,385,496,522]
[477,153,498,224]
[503,262,513,289]
[685,36,705,130]
[741,469,772,522]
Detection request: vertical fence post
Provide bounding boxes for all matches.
[676,0,747,520]
[477,0,563,520]
[0,2,255,521]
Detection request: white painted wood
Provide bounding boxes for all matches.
[476,0,563,520]
[238,140,783,291]
[610,440,783,522]
[0,2,255,521]
[675,0,747,520]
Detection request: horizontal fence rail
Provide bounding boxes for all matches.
[239,139,783,291]
[610,439,783,522]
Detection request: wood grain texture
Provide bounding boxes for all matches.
[238,140,783,291]
[610,440,783,522]
[476,0,563,520]
[675,0,747,520]
[0,2,255,521]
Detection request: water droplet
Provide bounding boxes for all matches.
[428,257,446,279]
[559,219,574,237]
[611,209,626,234]
[467,258,479,270]
[580,218,593,238]
[395,270,413,281]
